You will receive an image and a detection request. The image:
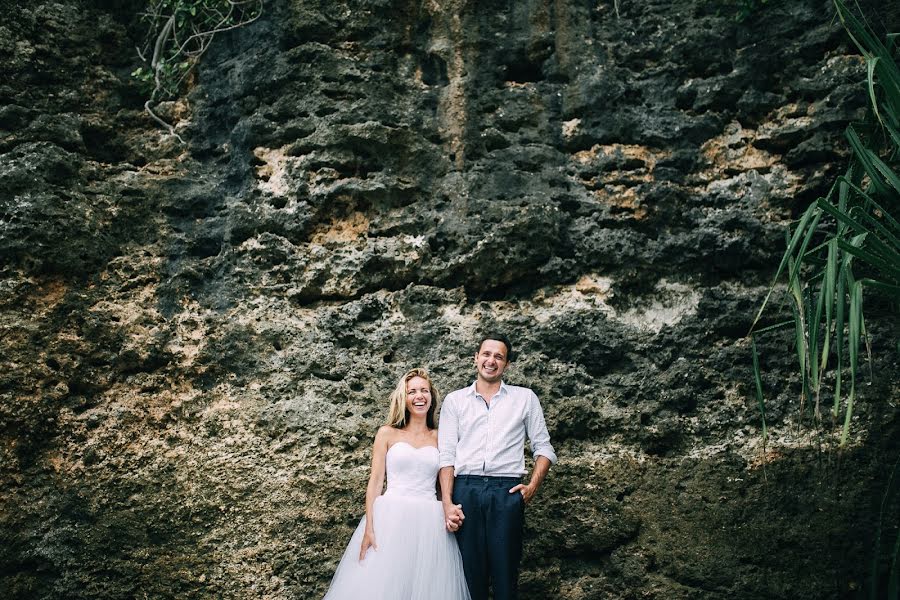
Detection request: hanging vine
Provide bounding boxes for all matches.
[132,0,264,141]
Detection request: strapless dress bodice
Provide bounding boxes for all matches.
[383,442,439,499]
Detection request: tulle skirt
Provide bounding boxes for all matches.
[323,493,471,600]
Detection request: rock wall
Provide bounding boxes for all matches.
[1,0,898,598]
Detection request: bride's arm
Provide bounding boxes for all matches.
[359,426,390,561]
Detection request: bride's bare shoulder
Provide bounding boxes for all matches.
[375,425,399,443]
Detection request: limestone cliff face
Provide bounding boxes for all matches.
[1,0,897,598]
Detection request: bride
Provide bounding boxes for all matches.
[323,368,471,600]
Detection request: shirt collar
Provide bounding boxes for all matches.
[467,380,508,399]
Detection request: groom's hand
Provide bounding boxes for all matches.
[443,503,465,532]
[509,483,536,504]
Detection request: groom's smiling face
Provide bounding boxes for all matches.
[475,339,509,383]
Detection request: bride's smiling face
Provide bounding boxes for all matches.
[405,376,432,418]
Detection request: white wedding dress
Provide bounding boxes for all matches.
[323,442,471,600]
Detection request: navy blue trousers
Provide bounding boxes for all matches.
[452,475,524,600]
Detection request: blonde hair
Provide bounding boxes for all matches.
[386,368,440,429]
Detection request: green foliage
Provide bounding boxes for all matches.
[129,66,155,96]
[133,0,263,135]
[750,0,899,446]
[750,5,899,595]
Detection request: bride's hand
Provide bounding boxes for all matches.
[443,503,464,532]
[359,528,377,561]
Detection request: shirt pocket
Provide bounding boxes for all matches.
[457,402,486,436]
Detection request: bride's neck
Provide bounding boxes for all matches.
[405,416,429,433]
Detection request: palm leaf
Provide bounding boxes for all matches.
[751,338,768,447]
[750,202,822,333]
[753,0,899,454]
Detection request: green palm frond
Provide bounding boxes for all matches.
[751,0,899,447]
[751,5,899,593]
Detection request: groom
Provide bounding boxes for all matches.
[438,333,556,600]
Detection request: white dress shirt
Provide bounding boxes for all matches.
[438,381,557,477]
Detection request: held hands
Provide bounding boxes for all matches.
[443,503,465,532]
[509,483,536,504]
[359,527,377,562]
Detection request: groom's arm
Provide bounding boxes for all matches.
[439,466,463,531]
[510,390,557,503]
[510,455,551,503]
[437,394,464,531]
[439,466,455,506]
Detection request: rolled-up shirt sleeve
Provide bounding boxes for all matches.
[526,390,557,464]
[438,393,458,469]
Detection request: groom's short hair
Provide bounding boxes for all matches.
[477,332,514,362]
